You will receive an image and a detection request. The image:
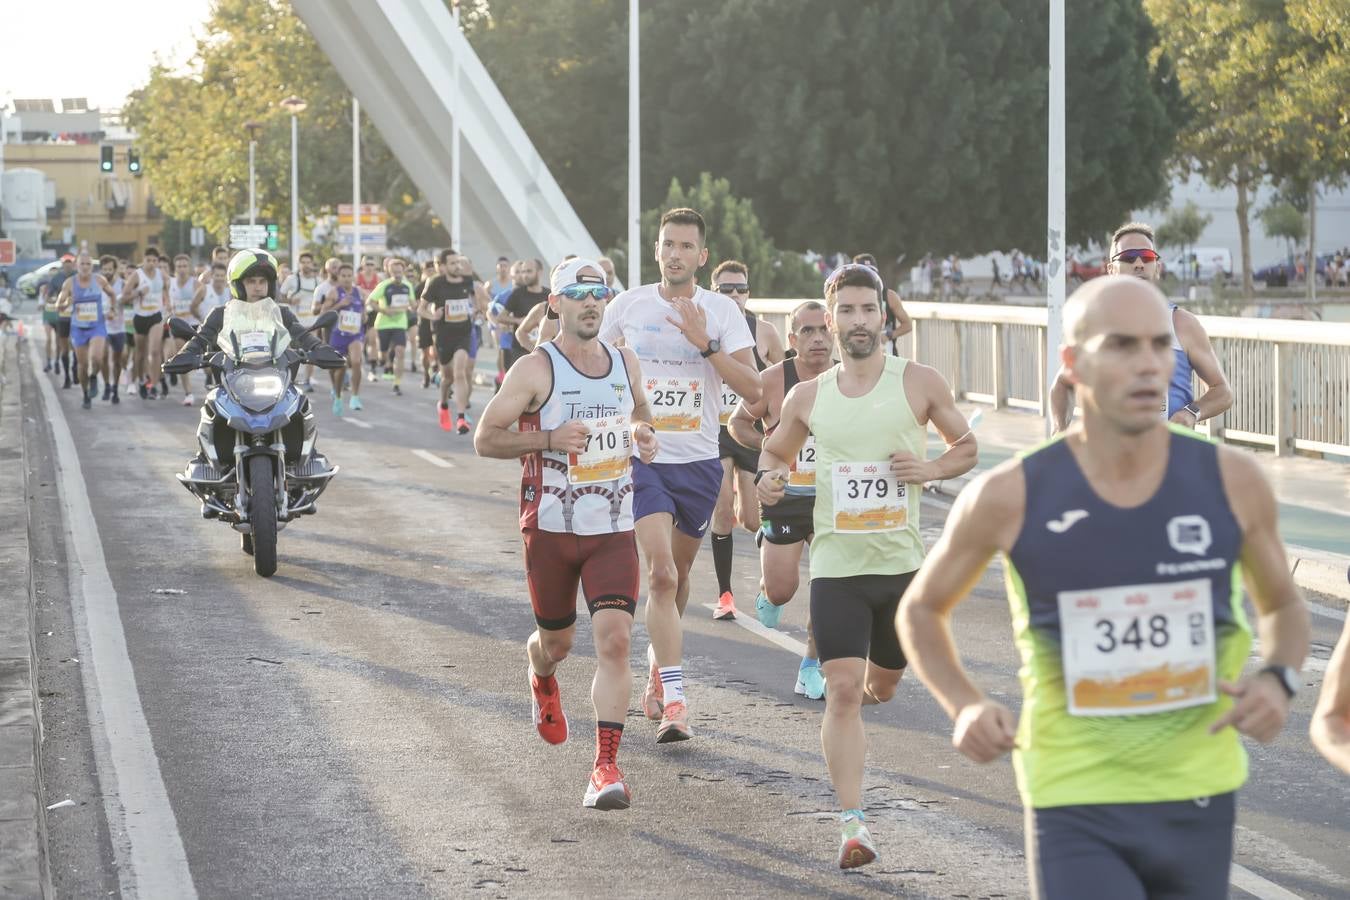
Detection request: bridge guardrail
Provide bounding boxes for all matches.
[748,298,1350,458]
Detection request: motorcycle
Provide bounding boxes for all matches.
[165,300,344,577]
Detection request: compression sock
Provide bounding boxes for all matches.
[711,531,734,595]
[595,721,624,767]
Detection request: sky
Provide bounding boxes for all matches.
[0,0,212,111]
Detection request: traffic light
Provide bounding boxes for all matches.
[99,145,114,173]
[128,150,142,175]
[265,223,279,251]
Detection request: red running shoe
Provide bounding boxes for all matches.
[438,403,452,431]
[529,670,568,744]
[583,764,631,810]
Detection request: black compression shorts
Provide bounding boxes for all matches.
[809,571,914,669]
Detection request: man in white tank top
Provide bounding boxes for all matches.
[191,262,231,389]
[168,254,200,405]
[121,246,168,399]
[475,259,660,811]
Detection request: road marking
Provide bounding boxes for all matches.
[1230,863,1304,900]
[339,416,373,430]
[28,349,198,897]
[703,603,809,656]
[1308,601,1345,623]
[412,448,455,468]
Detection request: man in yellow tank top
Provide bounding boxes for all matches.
[758,263,977,869]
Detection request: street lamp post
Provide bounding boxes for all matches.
[279,96,307,270]
[450,0,461,248]
[628,0,640,289]
[245,121,261,228]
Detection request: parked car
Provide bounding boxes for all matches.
[1254,254,1331,287]
[1166,247,1233,282]
[16,260,63,299]
[1069,254,1106,282]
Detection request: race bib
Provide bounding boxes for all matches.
[444,298,472,322]
[137,289,160,314]
[789,436,817,487]
[338,310,362,334]
[646,377,704,433]
[719,382,740,426]
[388,291,410,310]
[1058,578,1216,717]
[567,416,632,485]
[238,330,271,357]
[75,301,99,324]
[173,295,194,315]
[831,461,906,533]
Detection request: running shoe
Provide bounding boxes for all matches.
[392,384,402,396]
[713,591,737,620]
[332,396,344,417]
[81,394,91,410]
[456,414,470,435]
[795,663,826,701]
[110,390,120,405]
[642,645,664,720]
[583,764,632,811]
[838,817,878,869]
[63,373,71,390]
[422,371,432,389]
[438,403,452,431]
[656,700,692,743]
[182,393,194,407]
[383,371,395,381]
[42,361,51,373]
[138,380,148,400]
[102,382,112,401]
[529,670,568,745]
[755,591,783,629]
[350,396,363,411]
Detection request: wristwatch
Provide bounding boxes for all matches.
[700,338,721,358]
[1183,402,1202,420]
[1259,664,1299,698]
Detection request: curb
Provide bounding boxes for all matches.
[0,334,51,898]
[927,471,1350,605]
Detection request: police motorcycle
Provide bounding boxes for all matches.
[163,250,345,577]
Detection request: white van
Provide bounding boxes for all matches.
[1166,247,1233,281]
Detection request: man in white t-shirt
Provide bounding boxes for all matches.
[599,207,762,743]
[281,252,321,390]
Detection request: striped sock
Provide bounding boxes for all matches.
[658,666,685,704]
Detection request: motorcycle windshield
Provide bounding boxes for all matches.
[218,298,292,362]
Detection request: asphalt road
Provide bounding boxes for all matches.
[21,350,1350,899]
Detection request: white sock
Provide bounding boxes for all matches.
[658,666,685,704]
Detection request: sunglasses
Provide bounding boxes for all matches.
[558,284,614,301]
[1112,249,1160,264]
[716,284,750,295]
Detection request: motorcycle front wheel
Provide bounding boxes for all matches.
[247,455,278,577]
[241,533,254,556]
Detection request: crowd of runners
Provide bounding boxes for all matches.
[28,205,1350,896]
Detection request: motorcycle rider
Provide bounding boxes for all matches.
[164,249,344,469]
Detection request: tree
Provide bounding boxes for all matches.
[1258,201,1307,259]
[124,0,444,250]
[1155,201,1212,281]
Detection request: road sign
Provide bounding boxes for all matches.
[338,203,385,216]
[190,226,206,247]
[229,222,280,251]
[0,240,14,266]
[335,232,388,248]
[337,223,387,235]
[337,213,387,225]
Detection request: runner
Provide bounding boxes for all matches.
[474,257,659,809]
[122,246,168,399]
[321,262,366,415]
[851,253,912,354]
[497,259,549,372]
[40,254,76,381]
[368,257,415,396]
[898,274,1310,898]
[1312,601,1350,774]
[707,260,783,619]
[599,207,762,742]
[489,255,512,296]
[168,254,200,406]
[196,245,230,285]
[490,260,523,386]
[54,251,117,410]
[419,250,491,433]
[356,255,382,374]
[757,262,976,868]
[191,262,233,391]
[99,255,127,404]
[415,258,439,388]
[727,299,834,697]
[1052,222,1233,430]
[281,252,322,393]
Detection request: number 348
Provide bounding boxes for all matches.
[1094,615,1170,652]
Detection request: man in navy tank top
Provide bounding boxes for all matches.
[900,275,1309,900]
[475,258,660,811]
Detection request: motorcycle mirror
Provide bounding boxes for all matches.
[168,317,198,341]
[310,310,338,332]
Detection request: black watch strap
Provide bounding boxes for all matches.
[1260,665,1298,698]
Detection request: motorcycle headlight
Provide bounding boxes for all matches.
[228,370,287,412]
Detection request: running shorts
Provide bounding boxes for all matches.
[377,328,407,353]
[1026,792,1235,900]
[70,322,107,348]
[522,528,640,630]
[56,318,72,339]
[434,323,472,366]
[718,425,761,473]
[133,312,163,335]
[417,316,434,350]
[758,493,815,546]
[809,571,914,669]
[106,332,127,354]
[42,310,59,327]
[631,457,722,539]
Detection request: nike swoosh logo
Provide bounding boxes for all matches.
[1045,509,1089,533]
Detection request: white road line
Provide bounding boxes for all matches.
[1230,863,1305,900]
[28,351,198,897]
[339,415,373,430]
[1308,602,1346,623]
[412,448,455,468]
[702,603,809,656]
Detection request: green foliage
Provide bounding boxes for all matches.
[1155,201,1212,251]
[1259,201,1307,250]
[124,0,440,247]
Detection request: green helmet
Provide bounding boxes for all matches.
[228,249,279,301]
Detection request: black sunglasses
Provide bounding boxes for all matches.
[716,283,750,294]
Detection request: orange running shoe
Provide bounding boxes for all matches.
[641,645,663,720]
[656,699,692,743]
[438,403,452,431]
[529,670,568,744]
[712,591,737,620]
[582,764,631,810]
